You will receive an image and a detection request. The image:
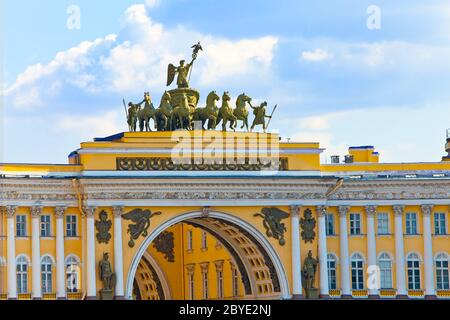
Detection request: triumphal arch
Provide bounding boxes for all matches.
[1,44,450,300]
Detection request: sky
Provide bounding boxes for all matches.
[1,0,450,164]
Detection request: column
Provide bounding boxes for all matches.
[31,205,42,299]
[393,205,407,298]
[290,205,303,299]
[338,206,351,298]
[317,206,329,298]
[113,206,125,299]
[55,207,66,299]
[6,206,17,299]
[85,206,97,299]
[365,205,379,298]
[421,204,436,299]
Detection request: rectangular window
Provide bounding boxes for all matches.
[187,230,193,251]
[232,268,239,297]
[217,271,223,298]
[16,215,27,237]
[41,263,52,293]
[379,260,392,289]
[188,273,195,300]
[201,231,208,249]
[436,260,449,290]
[351,260,364,290]
[405,213,418,235]
[325,214,334,236]
[407,260,420,289]
[377,213,389,235]
[202,272,208,299]
[327,259,337,290]
[40,215,51,237]
[17,264,28,294]
[349,213,361,235]
[434,213,446,235]
[66,215,77,237]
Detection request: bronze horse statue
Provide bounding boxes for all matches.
[192,90,220,130]
[155,91,173,131]
[217,91,237,131]
[233,92,252,131]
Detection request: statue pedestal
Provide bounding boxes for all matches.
[305,288,319,299]
[100,289,114,300]
[168,88,200,111]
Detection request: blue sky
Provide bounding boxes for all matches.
[2,0,450,164]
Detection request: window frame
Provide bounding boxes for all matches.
[434,213,446,235]
[407,253,421,290]
[327,253,337,290]
[349,213,361,236]
[405,212,418,235]
[41,256,53,293]
[377,253,393,289]
[325,214,335,236]
[435,253,449,290]
[16,256,29,294]
[16,214,27,238]
[65,215,78,238]
[377,212,389,235]
[351,253,364,290]
[40,215,51,237]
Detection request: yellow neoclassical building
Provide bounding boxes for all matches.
[0,129,450,300]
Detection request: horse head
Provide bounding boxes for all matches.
[207,90,220,104]
[222,91,231,102]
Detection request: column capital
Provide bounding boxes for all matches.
[289,205,301,217]
[421,204,433,217]
[55,206,67,218]
[200,262,209,273]
[214,260,224,272]
[186,263,195,275]
[83,206,96,218]
[316,205,328,217]
[365,205,377,216]
[31,205,43,217]
[338,205,350,217]
[5,205,17,218]
[393,205,405,217]
[112,206,124,218]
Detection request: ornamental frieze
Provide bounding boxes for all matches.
[116,157,288,171]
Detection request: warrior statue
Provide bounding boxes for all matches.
[99,252,116,291]
[302,250,319,290]
[127,102,140,132]
[250,101,272,133]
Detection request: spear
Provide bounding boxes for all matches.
[123,98,130,131]
[266,104,277,129]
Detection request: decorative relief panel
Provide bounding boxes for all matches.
[116,157,288,171]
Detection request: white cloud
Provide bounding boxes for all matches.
[54,111,124,138]
[145,0,160,9]
[301,49,333,62]
[4,4,278,108]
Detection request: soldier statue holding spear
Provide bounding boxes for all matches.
[249,101,277,133]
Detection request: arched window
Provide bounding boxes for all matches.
[41,256,53,293]
[377,253,392,289]
[65,256,80,293]
[327,254,337,290]
[351,253,364,290]
[435,253,449,290]
[407,253,421,290]
[16,256,29,294]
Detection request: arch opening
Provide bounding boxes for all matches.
[126,210,290,300]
